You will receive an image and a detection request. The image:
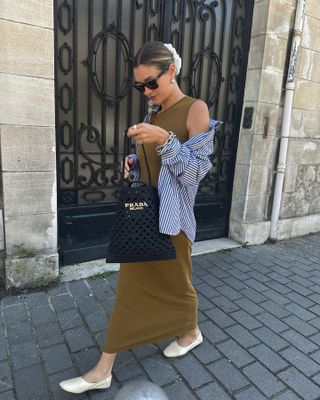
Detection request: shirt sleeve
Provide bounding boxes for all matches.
[156,120,222,187]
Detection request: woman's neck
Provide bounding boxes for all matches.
[159,89,185,113]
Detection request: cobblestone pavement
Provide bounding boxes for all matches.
[1,233,320,399]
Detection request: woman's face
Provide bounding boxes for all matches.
[133,64,174,104]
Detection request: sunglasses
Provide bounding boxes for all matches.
[133,70,166,92]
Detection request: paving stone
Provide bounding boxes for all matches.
[14,364,48,400]
[285,303,316,321]
[265,281,292,295]
[10,341,41,370]
[260,300,291,318]
[47,283,69,296]
[0,361,12,393]
[6,320,34,345]
[64,326,95,353]
[41,343,73,375]
[3,304,28,324]
[192,338,221,364]
[267,272,292,284]
[173,354,212,388]
[234,297,264,315]
[132,343,159,359]
[308,304,320,317]
[195,382,232,400]
[281,330,318,354]
[29,304,56,326]
[140,354,178,386]
[243,362,285,397]
[0,344,8,361]
[222,276,248,290]
[35,322,65,348]
[229,310,262,330]
[1,296,26,307]
[249,344,288,372]
[278,367,320,400]
[274,391,303,400]
[244,278,270,293]
[83,310,107,333]
[199,320,228,344]
[197,293,215,311]
[287,282,313,296]
[263,289,291,305]
[217,339,254,368]
[25,292,49,308]
[196,283,220,299]
[240,288,267,303]
[75,296,103,315]
[283,315,318,336]
[211,295,239,313]
[235,386,267,400]
[56,308,84,331]
[216,285,243,301]
[198,273,224,288]
[253,327,289,351]
[207,358,249,392]
[281,347,320,377]
[285,292,315,308]
[205,307,235,328]
[225,325,260,348]
[256,312,289,333]
[50,294,75,313]
[68,280,92,298]
[247,270,271,283]
[290,275,313,288]
[164,381,196,400]
[0,390,15,400]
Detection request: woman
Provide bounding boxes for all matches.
[59,41,220,394]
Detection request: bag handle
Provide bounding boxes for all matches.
[122,129,152,186]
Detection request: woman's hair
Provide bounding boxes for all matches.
[133,41,174,72]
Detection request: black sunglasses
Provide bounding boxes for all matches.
[133,70,166,92]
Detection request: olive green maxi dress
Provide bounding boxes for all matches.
[103,96,198,353]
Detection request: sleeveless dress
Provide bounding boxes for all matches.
[103,96,198,353]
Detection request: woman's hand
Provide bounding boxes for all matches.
[123,156,134,179]
[128,123,169,145]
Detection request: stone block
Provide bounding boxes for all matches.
[248,35,266,69]
[302,15,320,52]
[0,20,53,78]
[235,130,254,164]
[294,79,320,110]
[259,68,284,104]
[0,0,53,29]
[296,47,313,80]
[254,102,280,137]
[267,0,295,40]
[310,51,320,82]
[229,219,270,245]
[1,125,56,172]
[2,171,56,217]
[243,69,262,102]
[287,138,320,164]
[5,253,59,289]
[249,165,272,196]
[251,0,269,37]
[263,34,288,72]
[283,164,299,192]
[245,195,268,222]
[232,164,250,196]
[305,0,320,18]
[229,193,247,222]
[0,209,4,251]
[0,74,54,126]
[291,214,320,237]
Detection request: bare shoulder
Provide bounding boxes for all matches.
[186,99,210,138]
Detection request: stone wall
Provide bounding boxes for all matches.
[229,0,320,244]
[0,0,59,288]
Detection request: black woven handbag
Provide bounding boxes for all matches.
[106,130,176,263]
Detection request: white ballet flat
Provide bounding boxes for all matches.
[163,332,203,358]
[59,374,112,394]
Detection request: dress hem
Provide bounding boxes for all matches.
[102,322,197,354]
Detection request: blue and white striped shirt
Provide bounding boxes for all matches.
[129,108,222,243]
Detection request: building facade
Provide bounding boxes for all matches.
[0,0,319,288]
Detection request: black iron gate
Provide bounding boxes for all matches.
[54,0,254,266]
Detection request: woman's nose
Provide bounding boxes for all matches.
[144,87,154,96]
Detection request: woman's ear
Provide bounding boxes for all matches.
[168,63,176,79]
